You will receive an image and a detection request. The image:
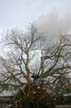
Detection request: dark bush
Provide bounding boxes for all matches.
[11,84,56,108]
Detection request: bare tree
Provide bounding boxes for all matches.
[0,25,71,95]
[0,25,46,90]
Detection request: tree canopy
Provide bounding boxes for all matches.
[0,25,71,108]
[0,25,71,92]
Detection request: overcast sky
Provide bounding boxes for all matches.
[0,0,71,29]
[0,0,71,43]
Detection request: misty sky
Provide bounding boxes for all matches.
[0,0,71,44]
[0,0,71,31]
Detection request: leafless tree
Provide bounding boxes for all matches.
[0,25,71,95]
